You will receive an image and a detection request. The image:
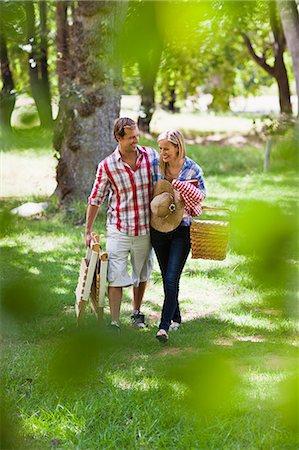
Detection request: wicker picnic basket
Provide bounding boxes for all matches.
[190,206,230,260]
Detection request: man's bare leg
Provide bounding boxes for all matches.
[133,281,147,312]
[108,286,122,323]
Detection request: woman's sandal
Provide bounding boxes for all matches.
[156,329,169,342]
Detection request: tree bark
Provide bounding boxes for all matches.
[25,1,53,128]
[269,0,292,115]
[55,0,70,93]
[39,1,52,122]
[54,1,127,205]
[161,88,179,113]
[0,32,16,132]
[278,0,299,116]
[275,52,292,114]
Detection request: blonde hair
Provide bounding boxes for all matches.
[158,129,186,176]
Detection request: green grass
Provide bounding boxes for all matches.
[1,129,298,449]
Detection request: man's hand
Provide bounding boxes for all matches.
[85,204,100,247]
[85,231,92,247]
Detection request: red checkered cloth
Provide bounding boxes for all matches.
[172,179,205,217]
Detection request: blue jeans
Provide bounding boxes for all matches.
[150,225,191,332]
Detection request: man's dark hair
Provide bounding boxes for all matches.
[113,117,137,140]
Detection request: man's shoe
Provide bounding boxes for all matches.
[131,312,146,329]
[156,329,168,342]
[110,320,121,331]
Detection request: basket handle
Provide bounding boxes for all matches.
[202,205,231,212]
[192,205,231,221]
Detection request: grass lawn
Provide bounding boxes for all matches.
[1,128,298,449]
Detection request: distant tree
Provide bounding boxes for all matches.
[25,1,53,128]
[278,0,299,115]
[239,0,292,115]
[54,1,127,205]
[55,0,70,94]
[156,0,293,115]
[0,30,15,133]
[155,5,242,113]
[0,1,23,132]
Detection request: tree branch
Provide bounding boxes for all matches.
[241,32,275,77]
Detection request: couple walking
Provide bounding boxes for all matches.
[85,117,206,342]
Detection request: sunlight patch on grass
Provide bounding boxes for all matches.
[235,335,266,343]
[1,151,56,197]
[263,355,297,371]
[52,287,68,295]
[108,371,159,392]
[219,312,276,331]
[186,253,247,271]
[0,239,17,249]
[28,267,40,275]
[246,370,286,401]
[107,369,188,406]
[214,335,266,347]
[217,311,293,332]
[179,276,237,311]
[121,96,255,135]
[150,110,253,134]
[18,235,73,253]
[207,173,299,205]
[0,234,74,253]
[22,405,85,442]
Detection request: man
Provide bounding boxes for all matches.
[85,117,158,329]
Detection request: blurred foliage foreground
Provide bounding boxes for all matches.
[0,130,298,449]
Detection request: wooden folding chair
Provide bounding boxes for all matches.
[89,234,108,320]
[75,233,108,322]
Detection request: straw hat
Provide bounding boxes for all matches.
[150,180,184,232]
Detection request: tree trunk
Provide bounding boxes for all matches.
[269,0,292,115]
[55,0,70,93]
[54,1,127,205]
[0,32,15,132]
[137,68,155,133]
[278,0,299,116]
[274,53,292,115]
[39,1,52,124]
[161,89,179,113]
[168,88,179,113]
[25,1,52,128]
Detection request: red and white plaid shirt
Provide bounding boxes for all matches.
[89,145,159,236]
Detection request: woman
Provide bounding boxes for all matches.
[150,129,206,342]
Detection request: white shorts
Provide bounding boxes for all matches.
[106,226,153,288]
